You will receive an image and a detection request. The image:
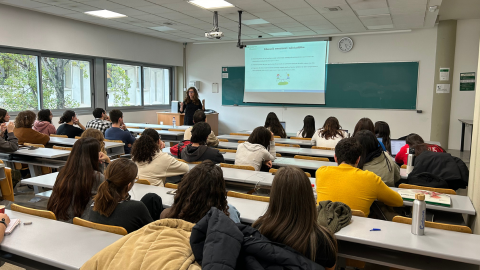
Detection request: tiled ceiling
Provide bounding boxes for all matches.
[0,0,442,43]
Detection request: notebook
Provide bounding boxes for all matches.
[5,219,20,235]
[397,189,451,207]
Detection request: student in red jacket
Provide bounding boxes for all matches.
[395,133,444,165]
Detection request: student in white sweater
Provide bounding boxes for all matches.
[311,117,347,149]
[296,115,315,138]
[235,126,276,171]
[132,128,188,186]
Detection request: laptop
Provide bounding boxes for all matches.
[280,121,286,130]
[390,139,407,156]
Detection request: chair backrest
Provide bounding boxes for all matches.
[269,168,311,177]
[105,139,123,143]
[24,143,45,148]
[75,136,82,139]
[238,140,246,143]
[401,164,407,169]
[398,183,456,195]
[136,179,151,185]
[164,183,178,189]
[351,209,366,217]
[126,126,139,129]
[312,146,335,150]
[275,143,300,148]
[218,139,229,142]
[52,146,73,151]
[218,149,236,153]
[169,141,177,147]
[294,155,329,162]
[276,153,282,157]
[230,133,249,136]
[176,158,187,163]
[50,134,68,138]
[187,161,202,164]
[168,129,185,132]
[11,203,56,220]
[73,217,128,236]
[290,137,312,141]
[392,216,472,234]
[227,191,270,202]
[273,136,281,138]
[220,163,255,171]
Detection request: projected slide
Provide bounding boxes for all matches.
[244,40,328,105]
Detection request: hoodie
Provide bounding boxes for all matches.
[181,144,225,164]
[33,121,56,136]
[235,141,276,171]
[363,151,400,187]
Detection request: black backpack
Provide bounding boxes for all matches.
[407,172,449,189]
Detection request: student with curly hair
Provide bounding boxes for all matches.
[132,129,188,186]
[13,110,50,145]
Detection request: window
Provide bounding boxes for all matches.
[0,52,40,111]
[107,63,141,107]
[143,67,170,105]
[41,57,92,110]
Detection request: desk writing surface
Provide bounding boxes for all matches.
[218,142,335,157]
[21,172,58,187]
[459,119,473,125]
[49,137,124,149]
[14,148,71,159]
[125,123,190,130]
[128,128,184,135]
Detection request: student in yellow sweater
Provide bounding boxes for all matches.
[316,137,403,216]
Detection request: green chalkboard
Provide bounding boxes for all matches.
[222,62,418,109]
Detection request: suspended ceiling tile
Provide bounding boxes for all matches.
[134,5,172,14]
[0,0,50,8]
[284,8,321,16]
[109,0,153,8]
[35,5,78,15]
[80,1,127,10]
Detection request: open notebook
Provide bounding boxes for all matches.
[4,219,20,235]
[397,189,452,207]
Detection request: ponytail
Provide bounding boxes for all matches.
[59,110,76,124]
[93,180,125,217]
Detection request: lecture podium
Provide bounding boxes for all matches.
[156,112,219,135]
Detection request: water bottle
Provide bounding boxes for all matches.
[411,193,426,235]
[406,147,415,174]
[172,117,176,128]
[312,184,317,204]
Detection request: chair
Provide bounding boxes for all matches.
[73,217,128,236]
[227,191,270,202]
[11,203,56,220]
[312,146,335,150]
[276,153,282,157]
[290,137,312,141]
[52,146,73,151]
[187,161,202,164]
[176,159,187,163]
[398,183,456,195]
[351,209,366,217]
[220,163,255,171]
[75,136,82,139]
[105,139,123,143]
[50,134,68,138]
[392,216,472,234]
[347,209,366,269]
[126,126,139,129]
[24,143,44,148]
[230,133,250,136]
[218,149,236,153]
[136,179,151,185]
[269,168,311,177]
[0,161,14,201]
[273,136,281,138]
[168,129,185,132]
[165,183,178,189]
[238,140,246,143]
[275,143,300,148]
[294,155,329,162]
[401,164,407,169]
[219,139,229,142]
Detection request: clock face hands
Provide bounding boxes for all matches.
[339,37,353,52]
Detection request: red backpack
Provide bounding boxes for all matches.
[170,140,191,159]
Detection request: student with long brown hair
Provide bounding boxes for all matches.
[47,137,109,223]
[13,110,50,145]
[235,126,276,171]
[161,160,240,223]
[180,87,205,125]
[264,112,286,138]
[353,117,386,151]
[296,115,315,138]
[86,159,163,233]
[81,128,110,172]
[374,121,391,154]
[253,166,337,269]
[311,116,346,148]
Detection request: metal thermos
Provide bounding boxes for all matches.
[411,193,426,235]
[406,147,415,174]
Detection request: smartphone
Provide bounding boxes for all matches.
[167,190,177,195]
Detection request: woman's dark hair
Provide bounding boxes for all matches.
[299,115,315,138]
[374,121,391,154]
[93,159,138,217]
[319,116,344,140]
[184,87,200,105]
[166,160,229,223]
[0,109,7,123]
[248,126,272,150]
[47,138,101,221]
[253,167,337,263]
[132,134,160,164]
[59,110,76,124]
[353,118,375,137]
[37,109,52,123]
[264,112,286,138]
[191,122,211,144]
[406,133,424,146]
[354,130,392,172]
[15,110,36,128]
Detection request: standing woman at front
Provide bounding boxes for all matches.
[180,87,204,126]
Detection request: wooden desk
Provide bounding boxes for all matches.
[124,123,190,130]
[156,112,219,135]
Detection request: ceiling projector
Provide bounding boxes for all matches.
[206,11,223,39]
[205,31,223,39]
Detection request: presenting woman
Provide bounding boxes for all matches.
[180,87,205,126]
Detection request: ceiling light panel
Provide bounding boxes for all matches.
[85,10,128,18]
[268,32,294,36]
[150,26,176,31]
[188,0,234,9]
[242,19,270,25]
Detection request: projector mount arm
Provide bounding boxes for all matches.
[237,10,246,49]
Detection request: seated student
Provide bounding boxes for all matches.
[47,138,109,223]
[56,110,85,138]
[105,109,136,154]
[183,110,219,147]
[353,118,386,152]
[296,115,315,138]
[253,166,337,270]
[0,109,18,152]
[316,137,403,216]
[395,133,445,165]
[81,129,110,172]
[311,116,346,148]
[264,112,286,138]
[161,160,240,223]
[33,109,56,136]
[13,110,50,145]
[375,121,391,154]
[355,130,400,187]
[235,126,275,171]
[86,159,164,233]
[181,122,224,164]
[86,108,112,135]
[132,129,189,186]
